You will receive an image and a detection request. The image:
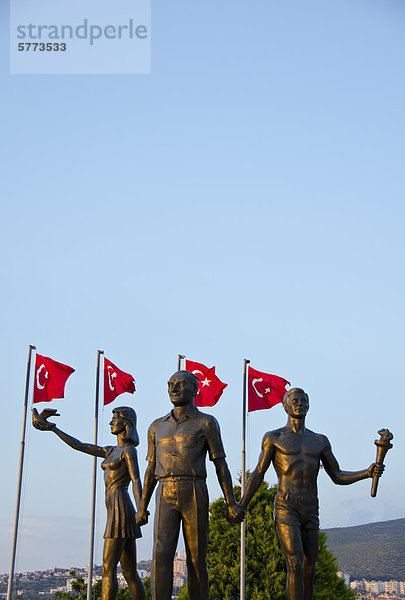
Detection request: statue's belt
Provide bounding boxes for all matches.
[276,489,318,505]
[157,476,206,482]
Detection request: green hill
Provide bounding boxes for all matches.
[323,518,405,581]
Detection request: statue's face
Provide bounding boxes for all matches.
[284,390,309,418]
[168,372,196,407]
[110,413,126,435]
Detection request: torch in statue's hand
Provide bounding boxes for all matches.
[371,428,393,498]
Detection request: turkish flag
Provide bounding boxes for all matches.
[185,359,227,407]
[248,366,290,412]
[104,358,135,406]
[33,354,75,404]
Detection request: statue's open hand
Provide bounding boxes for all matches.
[32,408,59,431]
[226,503,245,524]
[369,463,385,478]
[136,509,150,527]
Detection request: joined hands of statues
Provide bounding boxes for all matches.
[32,408,59,431]
[135,509,150,527]
[226,502,245,524]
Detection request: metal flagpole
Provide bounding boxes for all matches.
[177,354,185,370]
[87,350,104,600]
[7,344,36,600]
[240,358,250,600]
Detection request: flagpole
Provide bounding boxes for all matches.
[87,350,104,600]
[177,354,185,370]
[7,345,36,600]
[240,358,250,600]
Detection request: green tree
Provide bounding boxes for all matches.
[175,584,188,600]
[177,480,354,600]
[55,572,151,600]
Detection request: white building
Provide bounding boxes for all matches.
[385,580,400,593]
[337,571,350,587]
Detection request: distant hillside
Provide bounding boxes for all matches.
[323,518,405,581]
[137,560,152,573]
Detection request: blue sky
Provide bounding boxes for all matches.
[1,0,404,573]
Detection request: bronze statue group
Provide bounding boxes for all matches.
[32,370,385,600]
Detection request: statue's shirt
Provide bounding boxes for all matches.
[146,405,226,479]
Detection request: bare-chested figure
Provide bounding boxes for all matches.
[239,388,384,600]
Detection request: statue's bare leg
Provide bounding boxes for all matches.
[302,529,318,600]
[102,539,125,600]
[121,539,145,600]
[276,522,305,600]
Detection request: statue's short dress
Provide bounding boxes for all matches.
[101,446,142,540]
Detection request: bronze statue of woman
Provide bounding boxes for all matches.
[32,406,146,600]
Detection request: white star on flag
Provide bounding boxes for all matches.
[184,359,228,407]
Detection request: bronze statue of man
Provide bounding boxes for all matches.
[239,387,384,600]
[136,370,244,600]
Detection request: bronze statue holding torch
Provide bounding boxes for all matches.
[239,388,390,600]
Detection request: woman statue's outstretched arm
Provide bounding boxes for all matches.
[32,407,106,458]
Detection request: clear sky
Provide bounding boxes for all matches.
[1,0,404,574]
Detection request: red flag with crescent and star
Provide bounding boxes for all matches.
[104,357,136,406]
[33,354,75,404]
[184,359,227,407]
[248,366,290,412]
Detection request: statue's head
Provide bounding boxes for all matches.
[111,406,139,446]
[167,370,199,407]
[283,387,309,418]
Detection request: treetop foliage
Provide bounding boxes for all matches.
[55,571,151,600]
[178,479,354,600]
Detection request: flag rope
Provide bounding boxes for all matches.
[94,401,106,570]
[12,374,34,588]
[240,358,250,600]
[87,350,103,600]
[7,345,36,600]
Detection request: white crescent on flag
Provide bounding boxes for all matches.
[192,369,204,394]
[252,377,264,398]
[36,364,49,390]
[107,366,117,391]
